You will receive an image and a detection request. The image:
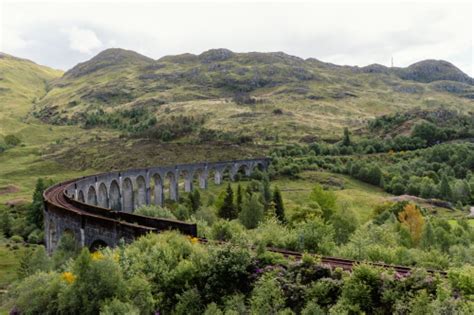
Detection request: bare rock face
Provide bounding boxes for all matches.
[199,48,234,63]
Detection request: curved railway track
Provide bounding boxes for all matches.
[44,179,446,277]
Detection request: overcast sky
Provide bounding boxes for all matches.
[0,0,472,76]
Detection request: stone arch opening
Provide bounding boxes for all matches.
[235,163,251,180]
[109,180,121,211]
[165,171,178,201]
[249,162,266,180]
[78,190,85,202]
[87,186,98,205]
[193,168,207,189]
[151,173,164,206]
[135,175,147,208]
[122,177,134,212]
[253,162,265,172]
[209,167,225,185]
[219,165,233,183]
[58,229,78,252]
[179,170,193,193]
[89,239,108,252]
[97,182,108,208]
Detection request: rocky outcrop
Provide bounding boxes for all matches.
[396,60,473,84]
[64,48,154,78]
[199,48,234,63]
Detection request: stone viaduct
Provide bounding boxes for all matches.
[43,158,270,253]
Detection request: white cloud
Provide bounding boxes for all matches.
[1,29,34,51]
[63,26,102,54]
[0,0,472,75]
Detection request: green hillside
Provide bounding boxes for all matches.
[1,50,473,314]
[1,49,473,204]
[0,53,62,137]
[0,54,104,204]
[34,48,474,143]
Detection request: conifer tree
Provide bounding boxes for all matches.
[218,183,236,220]
[439,175,452,201]
[0,210,12,238]
[342,127,351,146]
[28,178,48,229]
[188,189,201,213]
[420,220,435,250]
[245,184,253,197]
[262,177,272,210]
[272,186,285,223]
[236,184,243,213]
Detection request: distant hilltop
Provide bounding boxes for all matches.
[65,48,473,85]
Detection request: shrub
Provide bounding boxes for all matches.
[134,205,176,219]
[306,278,343,307]
[12,272,65,315]
[309,184,337,220]
[204,303,223,315]
[174,288,203,315]
[4,134,21,146]
[17,246,52,279]
[10,235,23,243]
[239,194,264,229]
[289,203,323,224]
[448,265,474,297]
[100,298,140,315]
[250,273,285,314]
[223,294,247,314]
[194,206,218,225]
[210,219,245,242]
[295,218,336,255]
[251,218,297,249]
[301,301,325,315]
[273,108,284,115]
[340,264,383,313]
[203,244,253,302]
[27,229,44,244]
[331,209,358,245]
[173,204,191,220]
[125,275,156,313]
[58,248,126,314]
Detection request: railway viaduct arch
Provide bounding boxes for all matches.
[43,158,270,253]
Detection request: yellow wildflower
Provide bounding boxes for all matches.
[61,271,76,284]
[91,251,104,261]
[190,237,199,244]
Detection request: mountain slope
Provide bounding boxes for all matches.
[34,48,474,142]
[64,48,154,79]
[361,60,473,84]
[397,60,473,84]
[0,53,62,116]
[0,53,63,140]
[0,53,103,204]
